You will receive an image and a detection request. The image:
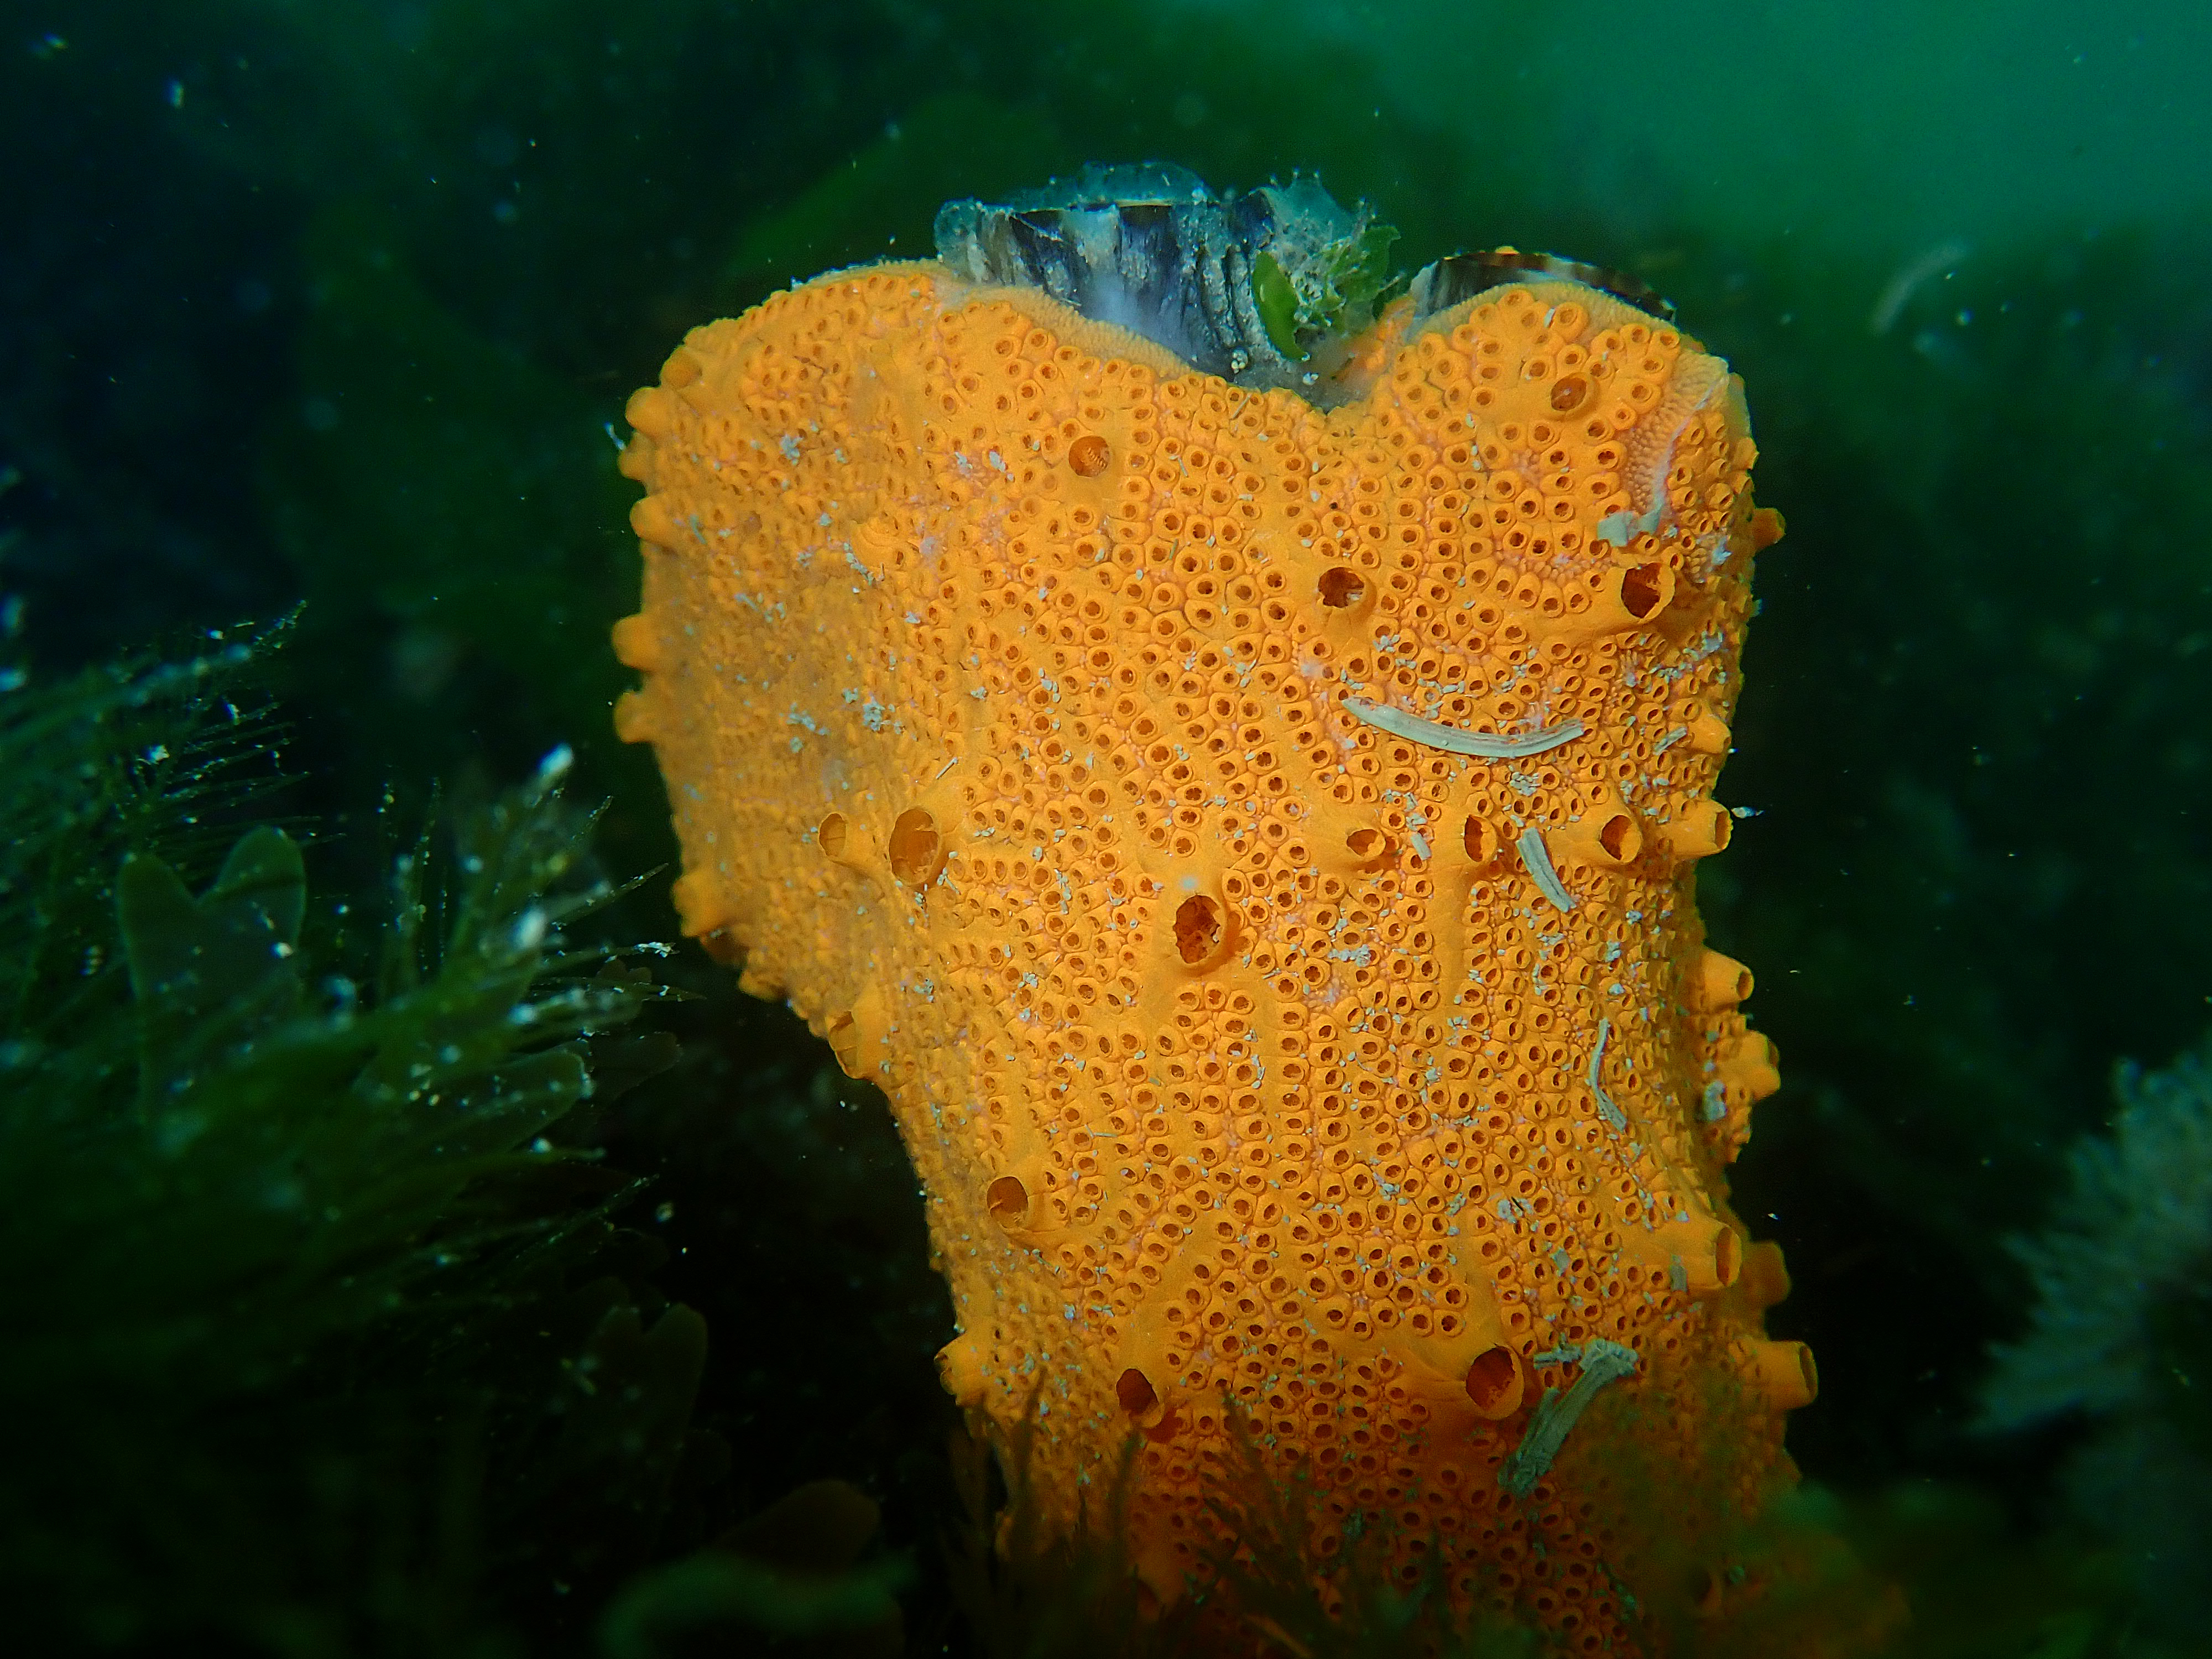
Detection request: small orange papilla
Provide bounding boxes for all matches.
[615,259,1812,1646]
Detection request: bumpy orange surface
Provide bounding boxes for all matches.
[615,263,1813,1647]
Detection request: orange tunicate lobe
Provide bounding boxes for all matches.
[615,263,1801,1645]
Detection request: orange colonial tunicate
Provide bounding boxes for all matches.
[615,259,1814,1647]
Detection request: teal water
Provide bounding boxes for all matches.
[2,2,2207,1652]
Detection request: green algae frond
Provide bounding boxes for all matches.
[0,633,715,1651]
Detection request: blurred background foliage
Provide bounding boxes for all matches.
[3,0,2210,1652]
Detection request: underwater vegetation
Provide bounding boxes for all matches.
[0,630,684,1652]
[2,0,2210,1653]
[0,625,947,1655]
[1978,1040,2212,1641]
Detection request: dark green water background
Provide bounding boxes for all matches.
[4,2,2209,1653]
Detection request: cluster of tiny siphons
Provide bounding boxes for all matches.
[618,267,1797,1647]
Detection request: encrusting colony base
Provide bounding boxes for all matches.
[613,199,1823,1648]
